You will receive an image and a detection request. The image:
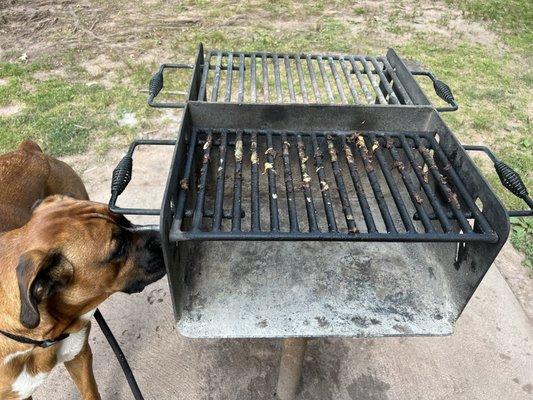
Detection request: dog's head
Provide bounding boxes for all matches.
[15,195,165,329]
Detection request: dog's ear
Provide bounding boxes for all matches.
[16,250,74,329]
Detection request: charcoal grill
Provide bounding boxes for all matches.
[109,44,532,399]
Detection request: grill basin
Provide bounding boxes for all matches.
[155,103,509,338]
[107,45,527,339]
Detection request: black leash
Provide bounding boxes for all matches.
[94,308,145,400]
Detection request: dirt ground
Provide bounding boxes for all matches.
[0,0,500,62]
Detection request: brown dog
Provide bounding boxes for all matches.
[0,141,165,399]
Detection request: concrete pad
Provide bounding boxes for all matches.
[34,144,533,400]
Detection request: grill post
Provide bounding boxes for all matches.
[276,338,308,400]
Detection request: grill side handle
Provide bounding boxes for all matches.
[409,70,458,112]
[109,139,176,216]
[148,64,194,108]
[464,145,532,217]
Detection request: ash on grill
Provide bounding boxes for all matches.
[171,129,495,243]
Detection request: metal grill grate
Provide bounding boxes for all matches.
[197,51,414,105]
[169,130,497,242]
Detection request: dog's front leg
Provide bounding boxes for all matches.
[64,341,101,400]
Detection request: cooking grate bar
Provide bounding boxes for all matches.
[231,131,243,231]
[237,54,245,102]
[191,132,213,230]
[262,54,269,103]
[250,132,261,230]
[266,132,280,230]
[311,134,338,232]
[224,54,233,102]
[250,53,257,102]
[398,135,453,232]
[210,53,222,102]
[317,56,335,103]
[212,131,228,230]
[327,135,358,232]
[368,134,416,232]
[296,135,319,231]
[281,133,300,232]
[273,55,283,103]
[170,129,497,243]
[284,55,297,103]
[198,52,211,101]
[173,129,198,231]
[307,55,322,103]
[295,56,309,103]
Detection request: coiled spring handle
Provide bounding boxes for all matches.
[464,145,532,217]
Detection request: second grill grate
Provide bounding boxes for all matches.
[169,129,496,243]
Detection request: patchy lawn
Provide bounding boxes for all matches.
[0,0,531,269]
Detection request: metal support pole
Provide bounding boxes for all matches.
[275,338,308,400]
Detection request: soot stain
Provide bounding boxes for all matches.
[347,374,391,400]
[298,339,349,400]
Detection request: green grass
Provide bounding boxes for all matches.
[446,0,533,50]
[0,62,150,156]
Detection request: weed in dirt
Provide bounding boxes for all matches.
[511,218,533,274]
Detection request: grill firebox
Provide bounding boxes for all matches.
[109,45,531,339]
[153,102,510,337]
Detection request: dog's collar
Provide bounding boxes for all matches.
[0,329,69,348]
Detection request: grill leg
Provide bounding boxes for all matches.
[275,338,308,400]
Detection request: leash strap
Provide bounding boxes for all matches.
[94,309,145,400]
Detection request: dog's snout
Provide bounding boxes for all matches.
[121,230,165,294]
[142,234,164,274]
[146,235,161,253]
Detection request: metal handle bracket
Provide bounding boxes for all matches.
[464,145,532,217]
[148,64,194,108]
[410,70,458,112]
[109,139,176,215]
